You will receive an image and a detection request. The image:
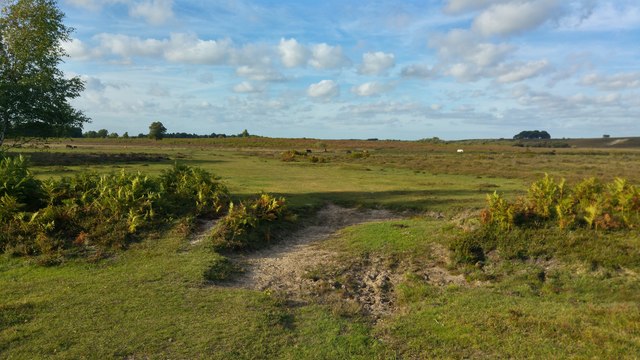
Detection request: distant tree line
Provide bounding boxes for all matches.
[513,130,551,140]
[82,125,252,140]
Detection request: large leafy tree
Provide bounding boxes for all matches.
[0,0,88,147]
[148,121,167,140]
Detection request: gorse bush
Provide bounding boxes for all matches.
[0,156,230,257]
[210,193,294,251]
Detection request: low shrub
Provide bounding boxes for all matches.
[0,159,230,258]
[350,150,370,159]
[453,175,640,266]
[159,163,229,217]
[281,150,305,162]
[481,174,639,231]
[0,155,45,210]
[209,193,295,251]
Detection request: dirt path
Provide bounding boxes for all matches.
[228,204,400,294]
[214,204,467,320]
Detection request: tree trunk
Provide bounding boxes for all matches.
[0,115,7,148]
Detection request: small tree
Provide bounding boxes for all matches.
[240,129,249,137]
[0,0,89,147]
[96,129,108,138]
[148,121,167,140]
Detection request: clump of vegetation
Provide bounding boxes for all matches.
[350,150,370,159]
[513,130,551,140]
[0,156,229,258]
[158,163,229,217]
[481,174,639,231]
[453,174,640,265]
[0,156,44,210]
[280,150,305,162]
[209,193,295,251]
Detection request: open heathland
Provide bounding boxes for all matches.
[2,137,640,359]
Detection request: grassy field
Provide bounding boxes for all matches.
[2,137,640,358]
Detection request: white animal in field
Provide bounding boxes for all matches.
[457,149,464,153]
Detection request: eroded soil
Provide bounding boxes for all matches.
[216,204,466,319]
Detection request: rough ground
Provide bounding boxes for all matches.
[228,204,398,292]
[216,204,466,319]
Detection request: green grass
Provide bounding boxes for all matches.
[3,137,640,358]
[324,217,463,257]
[383,280,640,358]
[0,231,387,359]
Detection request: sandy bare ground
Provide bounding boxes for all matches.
[228,204,400,293]
[213,204,466,318]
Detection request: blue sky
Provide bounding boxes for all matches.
[59,0,640,140]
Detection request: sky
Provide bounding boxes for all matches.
[58,0,640,140]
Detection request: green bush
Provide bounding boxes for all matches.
[159,163,229,217]
[0,161,231,258]
[481,175,639,231]
[454,175,640,266]
[209,193,294,251]
[0,155,44,210]
[450,231,486,265]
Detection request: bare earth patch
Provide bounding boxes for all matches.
[228,204,399,292]
[216,204,466,320]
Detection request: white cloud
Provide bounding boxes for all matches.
[339,101,429,118]
[81,76,107,92]
[66,0,125,11]
[129,0,174,25]
[444,0,508,14]
[580,72,640,90]
[95,33,166,59]
[446,63,473,80]
[351,82,392,97]
[431,29,515,81]
[358,51,395,76]
[233,81,264,93]
[93,33,233,65]
[235,65,284,82]
[307,80,339,98]
[278,38,309,68]
[472,0,563,37]
[63,38,99,60]
[400,64,434,78]
[469,42,515,67]
[197,73,214,84]
[496,60,550,83]
[148,82,170,97]
[163,33,231,64]
[432,30,514,67]
[564,2,640,31]
[309,43,351,69]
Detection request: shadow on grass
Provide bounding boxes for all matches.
[232,188,521,212]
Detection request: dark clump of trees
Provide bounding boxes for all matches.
[513,130,551,140]
[82,126,254,139]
